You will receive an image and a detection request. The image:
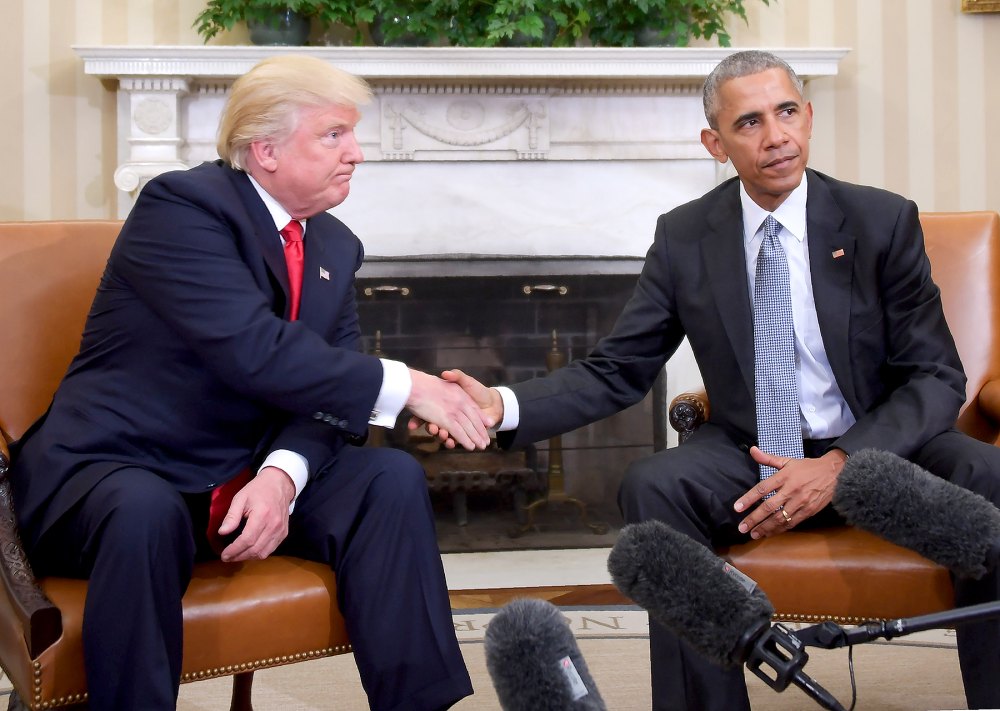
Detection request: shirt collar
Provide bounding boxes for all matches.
[740,172,808,244]
[246,173,303,235]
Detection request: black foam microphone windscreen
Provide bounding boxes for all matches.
[484,598,607,711]
[607,519,775,668]
[833,448,1000,580]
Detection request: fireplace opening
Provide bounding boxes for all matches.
[357,257,660,552]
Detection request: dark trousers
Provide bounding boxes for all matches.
[617,424,1000,711]
[31,446,472,711]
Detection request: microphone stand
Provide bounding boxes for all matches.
[794,600,1000,649]
[738,620,847,711]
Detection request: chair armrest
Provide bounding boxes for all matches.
[978,378,1000,425]
[668,389,709,443]
[0,445,62,658]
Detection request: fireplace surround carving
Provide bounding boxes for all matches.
[73,46,848,260]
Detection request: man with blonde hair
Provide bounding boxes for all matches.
[11,55,483,710]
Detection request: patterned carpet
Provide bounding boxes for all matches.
[171,607,969,710]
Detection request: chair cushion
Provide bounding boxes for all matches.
[718,527,954,624]
[15,557,349,709]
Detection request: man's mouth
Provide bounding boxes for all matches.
[763,155,797,170]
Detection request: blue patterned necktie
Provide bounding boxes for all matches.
[753,215,803,481]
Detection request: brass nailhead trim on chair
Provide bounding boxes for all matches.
[178,644,354,683]
[24,644,355,709]
[774,612,875,625]
[31,657,89,710]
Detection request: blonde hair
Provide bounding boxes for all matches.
[217,55,373,170]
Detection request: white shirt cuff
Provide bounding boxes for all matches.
[496,386,520,431]
[259,449,309,513]
[370,358,411,428]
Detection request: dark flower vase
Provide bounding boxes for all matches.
[370,15,434,46]
[247,10,310,46]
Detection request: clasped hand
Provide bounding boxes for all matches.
[406,369,496,450]
[733,446,848,539]
[408,369,503,448]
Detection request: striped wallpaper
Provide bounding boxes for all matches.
[3,0,999,221]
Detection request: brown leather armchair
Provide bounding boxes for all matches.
[668,211,1000,624]
[0,222,352,710]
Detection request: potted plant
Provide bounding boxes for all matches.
[367,0,456,46]
[194,0,375,45]
[478,0,590,47]
[366,0,589,47]
[586,0,771,47]
[379,0,767,48]
[195,0,769,47]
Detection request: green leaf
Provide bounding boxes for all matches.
[193,0,771,47]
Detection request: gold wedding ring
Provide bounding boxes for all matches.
[780,508,792,524]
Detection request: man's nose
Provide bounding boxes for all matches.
[763,117,787,148]
[345,133,365,164]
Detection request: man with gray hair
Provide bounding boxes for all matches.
[440,49,1000,709]
[11,55,484,710]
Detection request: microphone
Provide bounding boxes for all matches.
[484,598,607,710]
[832,448,1000,579]
[607,519,773,668]
[608,520,845,711]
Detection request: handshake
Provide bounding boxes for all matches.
[406,369,503,451]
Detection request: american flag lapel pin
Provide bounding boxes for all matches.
[319,267,330,281]
[831,248,845,259]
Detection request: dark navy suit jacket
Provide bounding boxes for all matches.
[13,161,383,550]
[500,169,966,457]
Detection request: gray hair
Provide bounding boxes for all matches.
[702,50,803,130]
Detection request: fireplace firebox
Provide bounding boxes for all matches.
[356,256,664,551]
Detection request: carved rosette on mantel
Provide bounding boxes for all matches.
[113,77,191,198]
[73,46,849,225]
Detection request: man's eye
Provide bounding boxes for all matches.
[328,131,340,139]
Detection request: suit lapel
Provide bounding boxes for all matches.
[298,218,341,329]
[703,182,756,397]
[227,167,291,309]
[805,171,858,407]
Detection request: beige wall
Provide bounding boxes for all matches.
[4,0,999,221]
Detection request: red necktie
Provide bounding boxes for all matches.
[205,220,303,553]
[207,468,253,554]
[281,220,304,321]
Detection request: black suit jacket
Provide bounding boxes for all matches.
[501,169,966,458]
[13,161,384,549]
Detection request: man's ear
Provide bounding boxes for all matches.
[248,139,279,173]
[700,128,729,164]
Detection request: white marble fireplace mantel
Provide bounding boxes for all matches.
[74,45,848,258]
